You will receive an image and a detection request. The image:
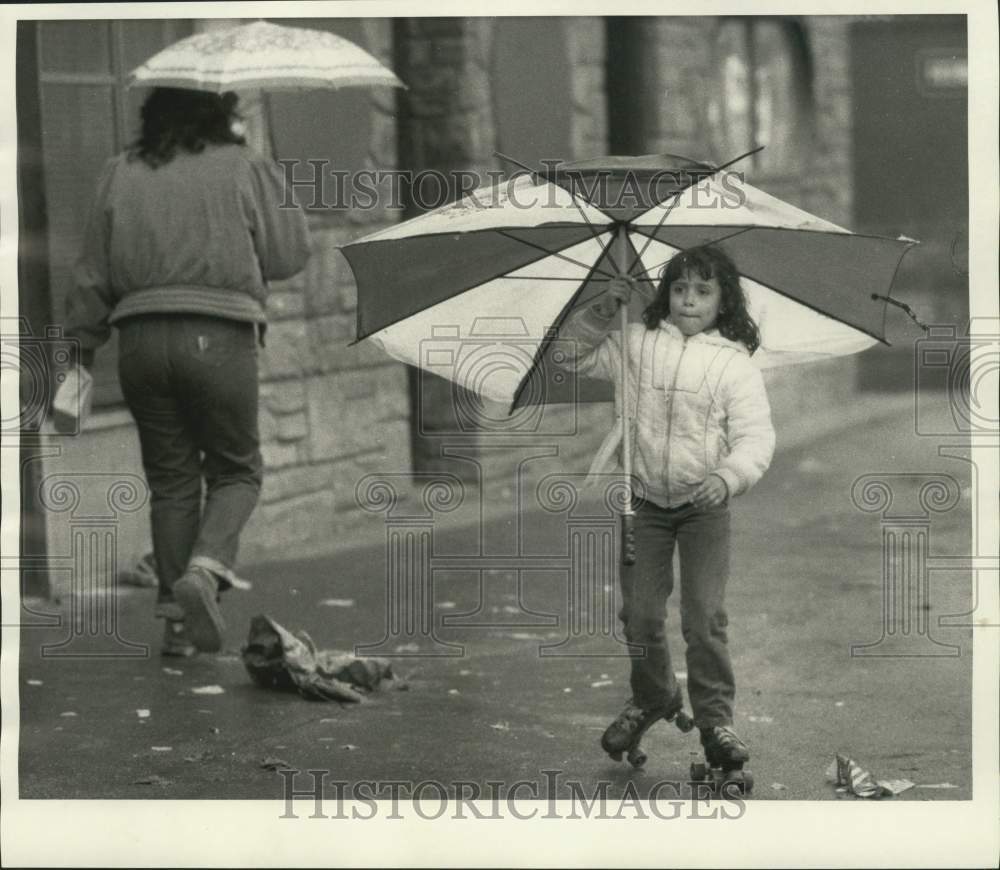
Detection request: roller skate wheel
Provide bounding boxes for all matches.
[627,748,647,768]
[609,750,623,762]
[718,770,753,797]
[674,711,695,733]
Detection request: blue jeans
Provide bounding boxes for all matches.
[117,315,262,610]
[620,497,734,728]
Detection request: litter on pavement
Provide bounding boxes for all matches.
[826,754,916,798]
[241,614,395,703]
[191,685,226,695]
[319,598,355,608]
[260,757,291,770]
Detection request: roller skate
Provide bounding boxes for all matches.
[600,692,695,768]
[689,725,754,796]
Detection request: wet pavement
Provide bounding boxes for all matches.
[17,393,977,802]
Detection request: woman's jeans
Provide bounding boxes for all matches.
[117,315,262,610]
[620,497,734,728]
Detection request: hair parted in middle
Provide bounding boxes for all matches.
[641,245,761,353]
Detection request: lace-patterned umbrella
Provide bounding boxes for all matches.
[128,20,403,92]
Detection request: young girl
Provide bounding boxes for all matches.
[562,245,775,775]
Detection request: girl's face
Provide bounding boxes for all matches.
[666,268,722,336]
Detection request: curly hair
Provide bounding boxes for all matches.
[129,88,246,168]
[641,245,761,354]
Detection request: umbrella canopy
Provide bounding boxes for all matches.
[341,153,916,411]
[128,20,404,92]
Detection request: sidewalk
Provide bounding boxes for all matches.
[15,393,974,801]
[330,390,919,553]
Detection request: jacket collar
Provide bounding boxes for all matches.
[658,319,749,355]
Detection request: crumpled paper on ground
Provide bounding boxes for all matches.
[826,754,915,798]
[241,615,394,703]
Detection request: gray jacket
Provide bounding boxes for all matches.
[67,144,311,361]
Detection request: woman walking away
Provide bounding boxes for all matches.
[560,245,775,786]
[65,87,311,656]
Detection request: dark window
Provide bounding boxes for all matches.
[493,17,574,170]
[706,18,813,176]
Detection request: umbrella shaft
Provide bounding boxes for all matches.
[613,226,633,517]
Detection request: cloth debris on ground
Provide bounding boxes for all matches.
[260,756,291,770]
[241,615,395,703]
[826,754,915,798]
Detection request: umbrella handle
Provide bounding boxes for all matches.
[621,512,636,566]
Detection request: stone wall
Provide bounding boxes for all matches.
[240,18,412,561]
[37,16,864,595]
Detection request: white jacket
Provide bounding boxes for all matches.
[562,307,776,508]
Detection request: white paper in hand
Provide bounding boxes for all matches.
[52,366,94,434]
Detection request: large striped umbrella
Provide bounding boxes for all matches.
[341,153,917,561]
[128,20,403,92]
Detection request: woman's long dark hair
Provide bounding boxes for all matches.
[642,245,761,354]
[129,87,246,168]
